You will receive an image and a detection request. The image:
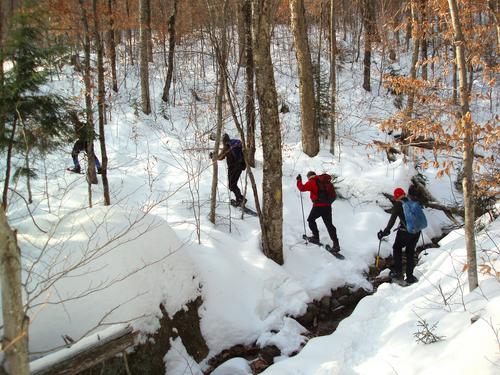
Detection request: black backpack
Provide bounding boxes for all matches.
[229,139,246,170]
[229,139,243,160]
[314,174,336,204]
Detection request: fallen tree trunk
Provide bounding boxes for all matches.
[32,297,209,375]
[382,176,463,226]
[32,326,138,375]
[410,175,463,224]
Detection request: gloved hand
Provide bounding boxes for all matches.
[377,229,390,240]
[209,152,213,159]
[296,174,302,181]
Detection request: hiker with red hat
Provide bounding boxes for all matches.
[297,171,341,254]
[378,187,422,284]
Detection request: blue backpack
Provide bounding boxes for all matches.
[402,199,427,234]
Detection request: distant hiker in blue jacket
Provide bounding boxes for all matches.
[210,133,246,205]
[378,187,420,284]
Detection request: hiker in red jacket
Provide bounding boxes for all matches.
[297,171,341,253]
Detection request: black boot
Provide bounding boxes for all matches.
[306,236,320,245]
[330,243,341,253]
[236,196,247,206]
[405,275,418,284]
[389,270,403,280]
[69,165,81,174]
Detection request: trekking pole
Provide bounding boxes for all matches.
[421,232,428,255]
[299,192,308,243]
[227,182,232,233]
[376,238,382,269]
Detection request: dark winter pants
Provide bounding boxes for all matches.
[72,140,101,169]
[307,205,339,246]
[228,166,243,202]
[392,230,420,277]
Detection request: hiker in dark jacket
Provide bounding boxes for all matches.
[378,187,419,284]
[68,112,101,174]
[297,171,341,253]
[210,133,246,204]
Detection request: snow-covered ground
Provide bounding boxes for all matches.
[1,34,498,374]
[262,216,500,375]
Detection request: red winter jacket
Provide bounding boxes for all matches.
[296,176,330,207]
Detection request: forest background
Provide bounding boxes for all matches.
[0,0,498,374]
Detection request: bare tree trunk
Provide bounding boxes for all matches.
[22,142,32,204]
[401,0,420,155]
[252,0,283,265]
[107,0,118,92]
[452,45,458,104]
[209,0,228,225]
[161,0,178,103]
[209,72,224,225]
[147,0,153,62]
[0,205,30,375]
[487,0,500,48]
[139,0,151,114]
[79,0,98,188]
[237,1,246,66]
[329,0,337,155]
[420,0,428,80]
[447,0,478,291]
[342,0,348,41]
[290,0,319,157]
[362,0,376,92]
[0,0,5,141]
[407,1,419,114]
[125,0,134,65]
[2,118,16,210]
[93,0,110,205]
[405,9,412,51]
[467,62,473,94]
[315,3,322,132]
[242,0,256,167]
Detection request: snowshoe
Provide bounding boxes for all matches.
[325,245,345,260]
[230,199,258,217]
[302,235,345,260]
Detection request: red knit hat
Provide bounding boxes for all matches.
[393,187,406,200]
